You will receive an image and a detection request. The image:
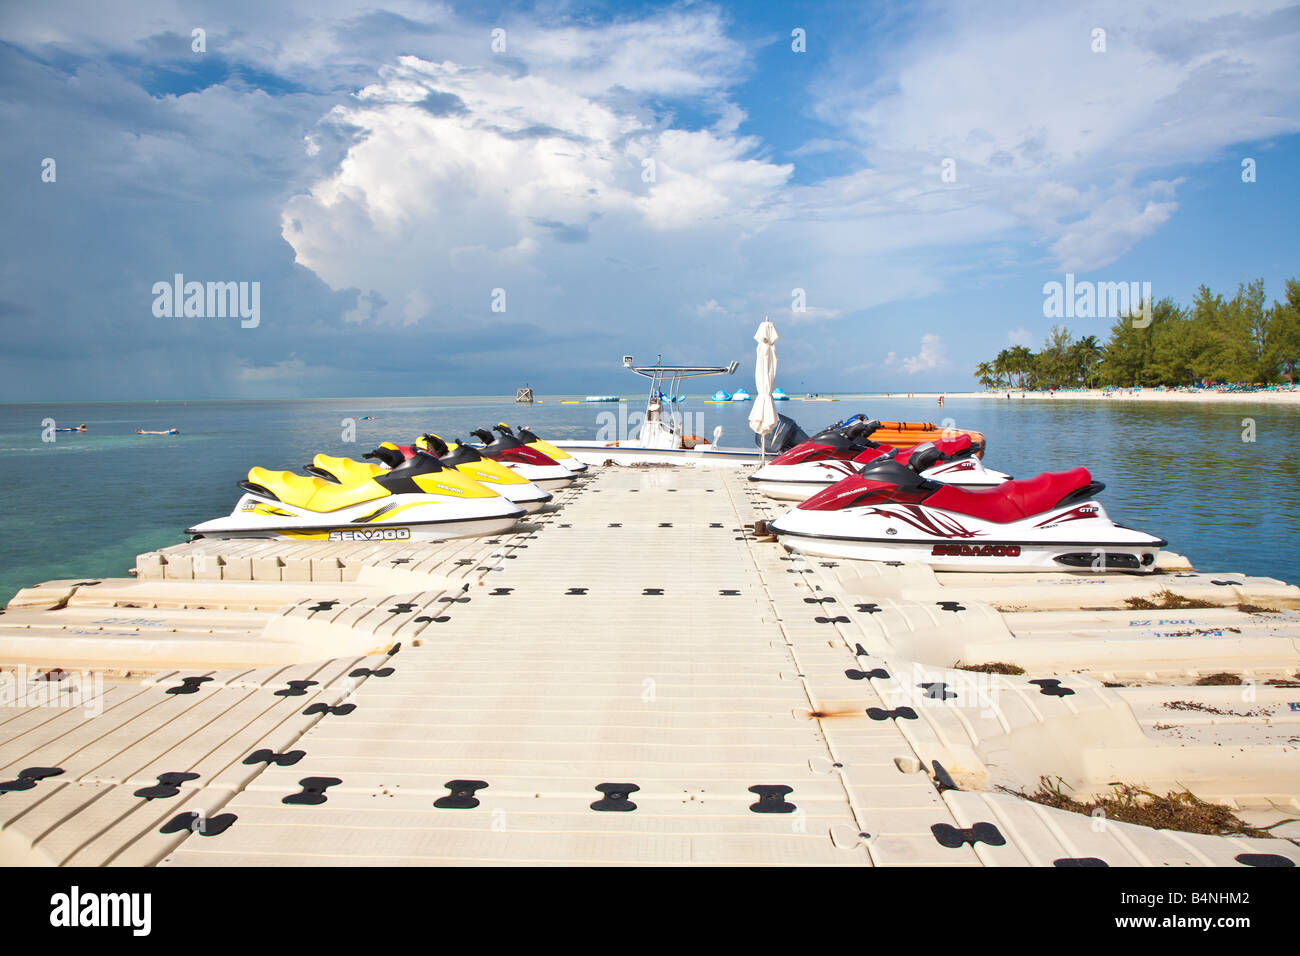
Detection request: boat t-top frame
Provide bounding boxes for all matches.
[623,354,738,447]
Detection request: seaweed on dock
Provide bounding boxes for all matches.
[1163,699,1274,717]
[1124,589,1221,610]
[1236,603,1283,614]
[955,661,1025,675]
[1010,776,1278,838]
[1194,672,1244,685]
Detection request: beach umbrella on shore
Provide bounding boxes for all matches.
[749,317,779,459]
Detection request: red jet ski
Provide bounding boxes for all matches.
[749,419,1009,501]
[469,428,575,488]
[769,455,1164,572]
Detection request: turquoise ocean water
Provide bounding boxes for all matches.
[2,395,1298,603]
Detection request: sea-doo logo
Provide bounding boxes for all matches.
[931,543,1021,557]
[328,528,411,542]
[1036,504,1100,528]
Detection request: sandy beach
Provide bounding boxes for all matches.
[877,389,1300,405]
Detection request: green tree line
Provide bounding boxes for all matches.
[975,277,1300,389]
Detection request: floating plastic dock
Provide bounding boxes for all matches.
[1,468,1298,866]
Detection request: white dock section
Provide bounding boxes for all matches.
[1,469,1298,866]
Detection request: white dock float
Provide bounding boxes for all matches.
[1,469,1297,867]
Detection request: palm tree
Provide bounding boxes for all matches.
[1005,345,1034,389]
[1072,335,1103,387]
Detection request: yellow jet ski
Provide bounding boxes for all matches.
[309,436,553,513]
[187,449,523,541]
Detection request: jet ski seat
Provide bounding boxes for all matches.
[246,467,386,511]
[924,467,1095,523]
[932,434,973,457]
[311,455,383,485]
[852,444,898,463]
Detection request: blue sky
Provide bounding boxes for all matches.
[3,0,1299,400]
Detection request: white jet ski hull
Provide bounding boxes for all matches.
[498,462,576,488]
[188,493,525,542]
[770,501,1165,572]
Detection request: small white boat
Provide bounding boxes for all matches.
[555,356,764,466]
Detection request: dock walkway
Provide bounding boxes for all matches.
[2,467,1298,866]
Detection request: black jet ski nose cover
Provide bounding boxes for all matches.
[385,449,445,476]
[474,428,524,451]
[373,449,448,495]
[441,442,484,466]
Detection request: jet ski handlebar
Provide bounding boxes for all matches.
[363,446,406,469]
[418,433,450,457]
[843,419,882,440]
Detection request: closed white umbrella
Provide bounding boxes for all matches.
[749,317,779,459]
